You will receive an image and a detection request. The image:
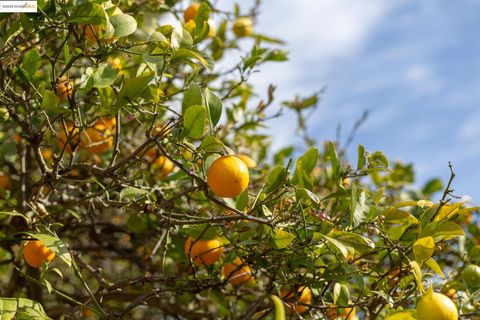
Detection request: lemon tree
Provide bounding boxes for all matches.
[0,0,479,319]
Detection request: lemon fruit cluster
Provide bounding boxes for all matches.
[57,118,115,154]
[184,237,255,286]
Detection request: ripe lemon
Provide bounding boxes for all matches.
[223,257,254,286]
[24,240,55,268]
[416,291,458,320]
[184,237,223,266]
[81,119,114,154]
[57,123,80,152]
[81,307,96,318]
[55,77,73,101]
[326,304,357,319]
[233,17,253,37]
[280,286,312,314]
[237,154,257,168]
[207,155,249,198]
[153,156,174,178]
[342,177,351,187]
[41,148,53,162]
[57,118,114,154]
[0,175,11,190]
[108,57,122,70]
[184,3,200,22]
[83,7,122,44]
[184,19,216,38]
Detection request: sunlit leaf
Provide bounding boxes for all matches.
[413,236,435,262]
[271,229,295,249]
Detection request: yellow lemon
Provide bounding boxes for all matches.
[184,237,223,266]
[416,291,458,320]
[233,17,253,37]
[207,155,249,198]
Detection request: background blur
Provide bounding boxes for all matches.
[210,0,480,203]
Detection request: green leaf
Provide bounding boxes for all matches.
[93,63,117,88]
[351,185,368,227]
[116,71,154,108]
[98,87,114,113]
[20,49,41,80]
[373,187,384,204]
[41,90,61,112]
[261,205,273,218]
[0,297,51,320]
[420,221,465,239]
[26,232,72,267]
[422,178,443,195]
[273,146,294,165]
[413,236,435,262]
[410,261,423,292]
[205,88,222,127]
[2,21,23,51]
[333,283,350,306]
[182,84,203,115]
[297,147,318,174]
[143,49,165,76]
[271,229,295,249]
[198,135,225,152]
[111,14,137,37]
[0,211,30,222]
[194,2,211,30]
[182,225,219,240]
[264,166,287,194]
[171,48,209,68]
[322,235,348,259]
[296,188,320,207]
[425,258,444,278]
[328,230,375,251]
[120,187,149,200]
[236,189,249,211]
[68,2,106,25]
[383,208,418,225]
[368,150,389,168]
[357,144,366,170]
[291,162,312,189]
[327,141,340,180]
[271,295,286,320]
[171,27,193,50]
[183,105,206,139]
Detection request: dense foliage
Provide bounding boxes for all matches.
[0,0,479,319]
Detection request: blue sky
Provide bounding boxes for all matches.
[213,0,480,203]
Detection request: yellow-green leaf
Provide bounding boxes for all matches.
[271,295,286,320]
[385,310,417,320]
[413,236,435,262]
[425,258,444,279]
[271,229,295,249]
[410,260,423,292]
